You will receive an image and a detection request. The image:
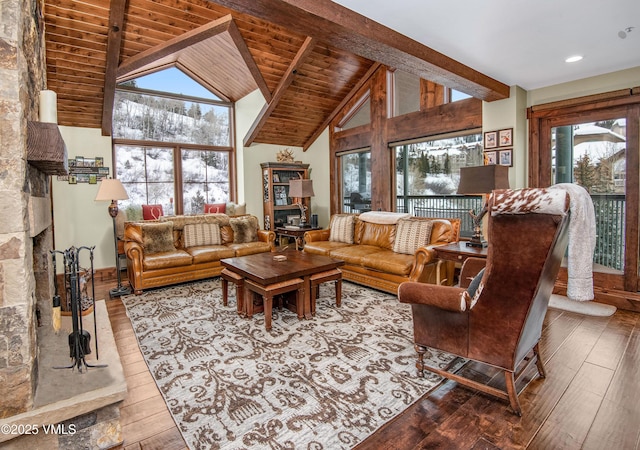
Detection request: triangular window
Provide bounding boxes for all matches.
[339,91,371,131]
[118,67,221,101]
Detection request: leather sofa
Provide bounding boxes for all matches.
[124,214,275,294]
[303,212,460,294]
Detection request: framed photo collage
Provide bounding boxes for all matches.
[483,128,513,167]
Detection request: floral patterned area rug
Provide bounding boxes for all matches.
[122,279,459,450]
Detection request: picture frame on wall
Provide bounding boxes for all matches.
[484,131,497,149]
[499,149,513,166]
[498,128,513,147]
[484,151,497,165]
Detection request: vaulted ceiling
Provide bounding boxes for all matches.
[43,0,509,149]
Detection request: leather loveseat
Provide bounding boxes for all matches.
[303,212,460,294]
[124,214,275,294]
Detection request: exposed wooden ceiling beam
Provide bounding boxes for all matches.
[225,17,272,103]
[205,0,509,101]
[303,62,381,151]
[244,36,316,147]
[101,0,127,136]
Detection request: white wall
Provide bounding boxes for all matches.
[483,85,528,189]
[53,127,115,270]
[235,89,332,229]
[528,66,640,106]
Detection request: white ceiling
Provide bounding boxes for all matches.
[332,0,640,90]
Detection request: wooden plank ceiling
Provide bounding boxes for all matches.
[43,0,508,149]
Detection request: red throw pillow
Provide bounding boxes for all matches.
[142,204,164,220]
[204,203,226,214]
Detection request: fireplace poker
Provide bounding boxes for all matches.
[78,245,99,359]
[50,251,61,333]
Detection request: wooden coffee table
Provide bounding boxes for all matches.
[220,250,344,326]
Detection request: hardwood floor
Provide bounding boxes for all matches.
[97,276,640,450]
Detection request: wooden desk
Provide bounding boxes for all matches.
[275,226,320,250]
[433,242,488,284]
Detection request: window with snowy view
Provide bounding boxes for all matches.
[112,68,233,218]
[393,132,484,236]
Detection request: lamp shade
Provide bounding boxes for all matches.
[95,178,129,201]
[288,179,315,198]
[457,165,510,195]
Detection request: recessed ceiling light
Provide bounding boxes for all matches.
[565,55,583,63]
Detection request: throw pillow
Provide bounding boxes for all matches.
[225,202,247,216]
[329,214,355,244]
[230,216,258,243]
[393,219,434,255]
[183,223,221,248]
[234,203,247,215]
[142,204,164,220]
[142,221,175,254]
[204,203,226,214]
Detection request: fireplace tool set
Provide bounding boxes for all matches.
[51,246,107,372]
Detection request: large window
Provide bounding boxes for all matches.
[113,90,231,146]
[116,145,231,219]
[394,132,484,236]
[181,149,230,215]
[112,68,234,218]
[115,145,175,218]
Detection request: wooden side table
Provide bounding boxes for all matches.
[433,242,488,284]
[275,226,321,250]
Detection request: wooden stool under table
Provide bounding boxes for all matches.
[244,277,304,330]
[310,268,342,315]
[221,268,245,316]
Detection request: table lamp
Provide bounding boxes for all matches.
[95,178,131,297]
[457,165,510,247]
[288,178,314,227]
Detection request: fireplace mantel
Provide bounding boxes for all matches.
[26,121,69,175]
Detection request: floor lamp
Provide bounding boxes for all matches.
[457,165,510,248]
[95,178,132,297]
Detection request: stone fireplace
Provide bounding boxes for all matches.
[1,1,126,447]
[0,0,47,419]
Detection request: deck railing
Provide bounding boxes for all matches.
[396,195,483,238]
[397,194,626,271]
[591,194,625,271]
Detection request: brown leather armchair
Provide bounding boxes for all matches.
[398,188,571,415]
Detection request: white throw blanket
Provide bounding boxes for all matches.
[550,183,596,301]
[358,211,411,224]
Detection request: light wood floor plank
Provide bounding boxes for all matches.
[585,310,637,370]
